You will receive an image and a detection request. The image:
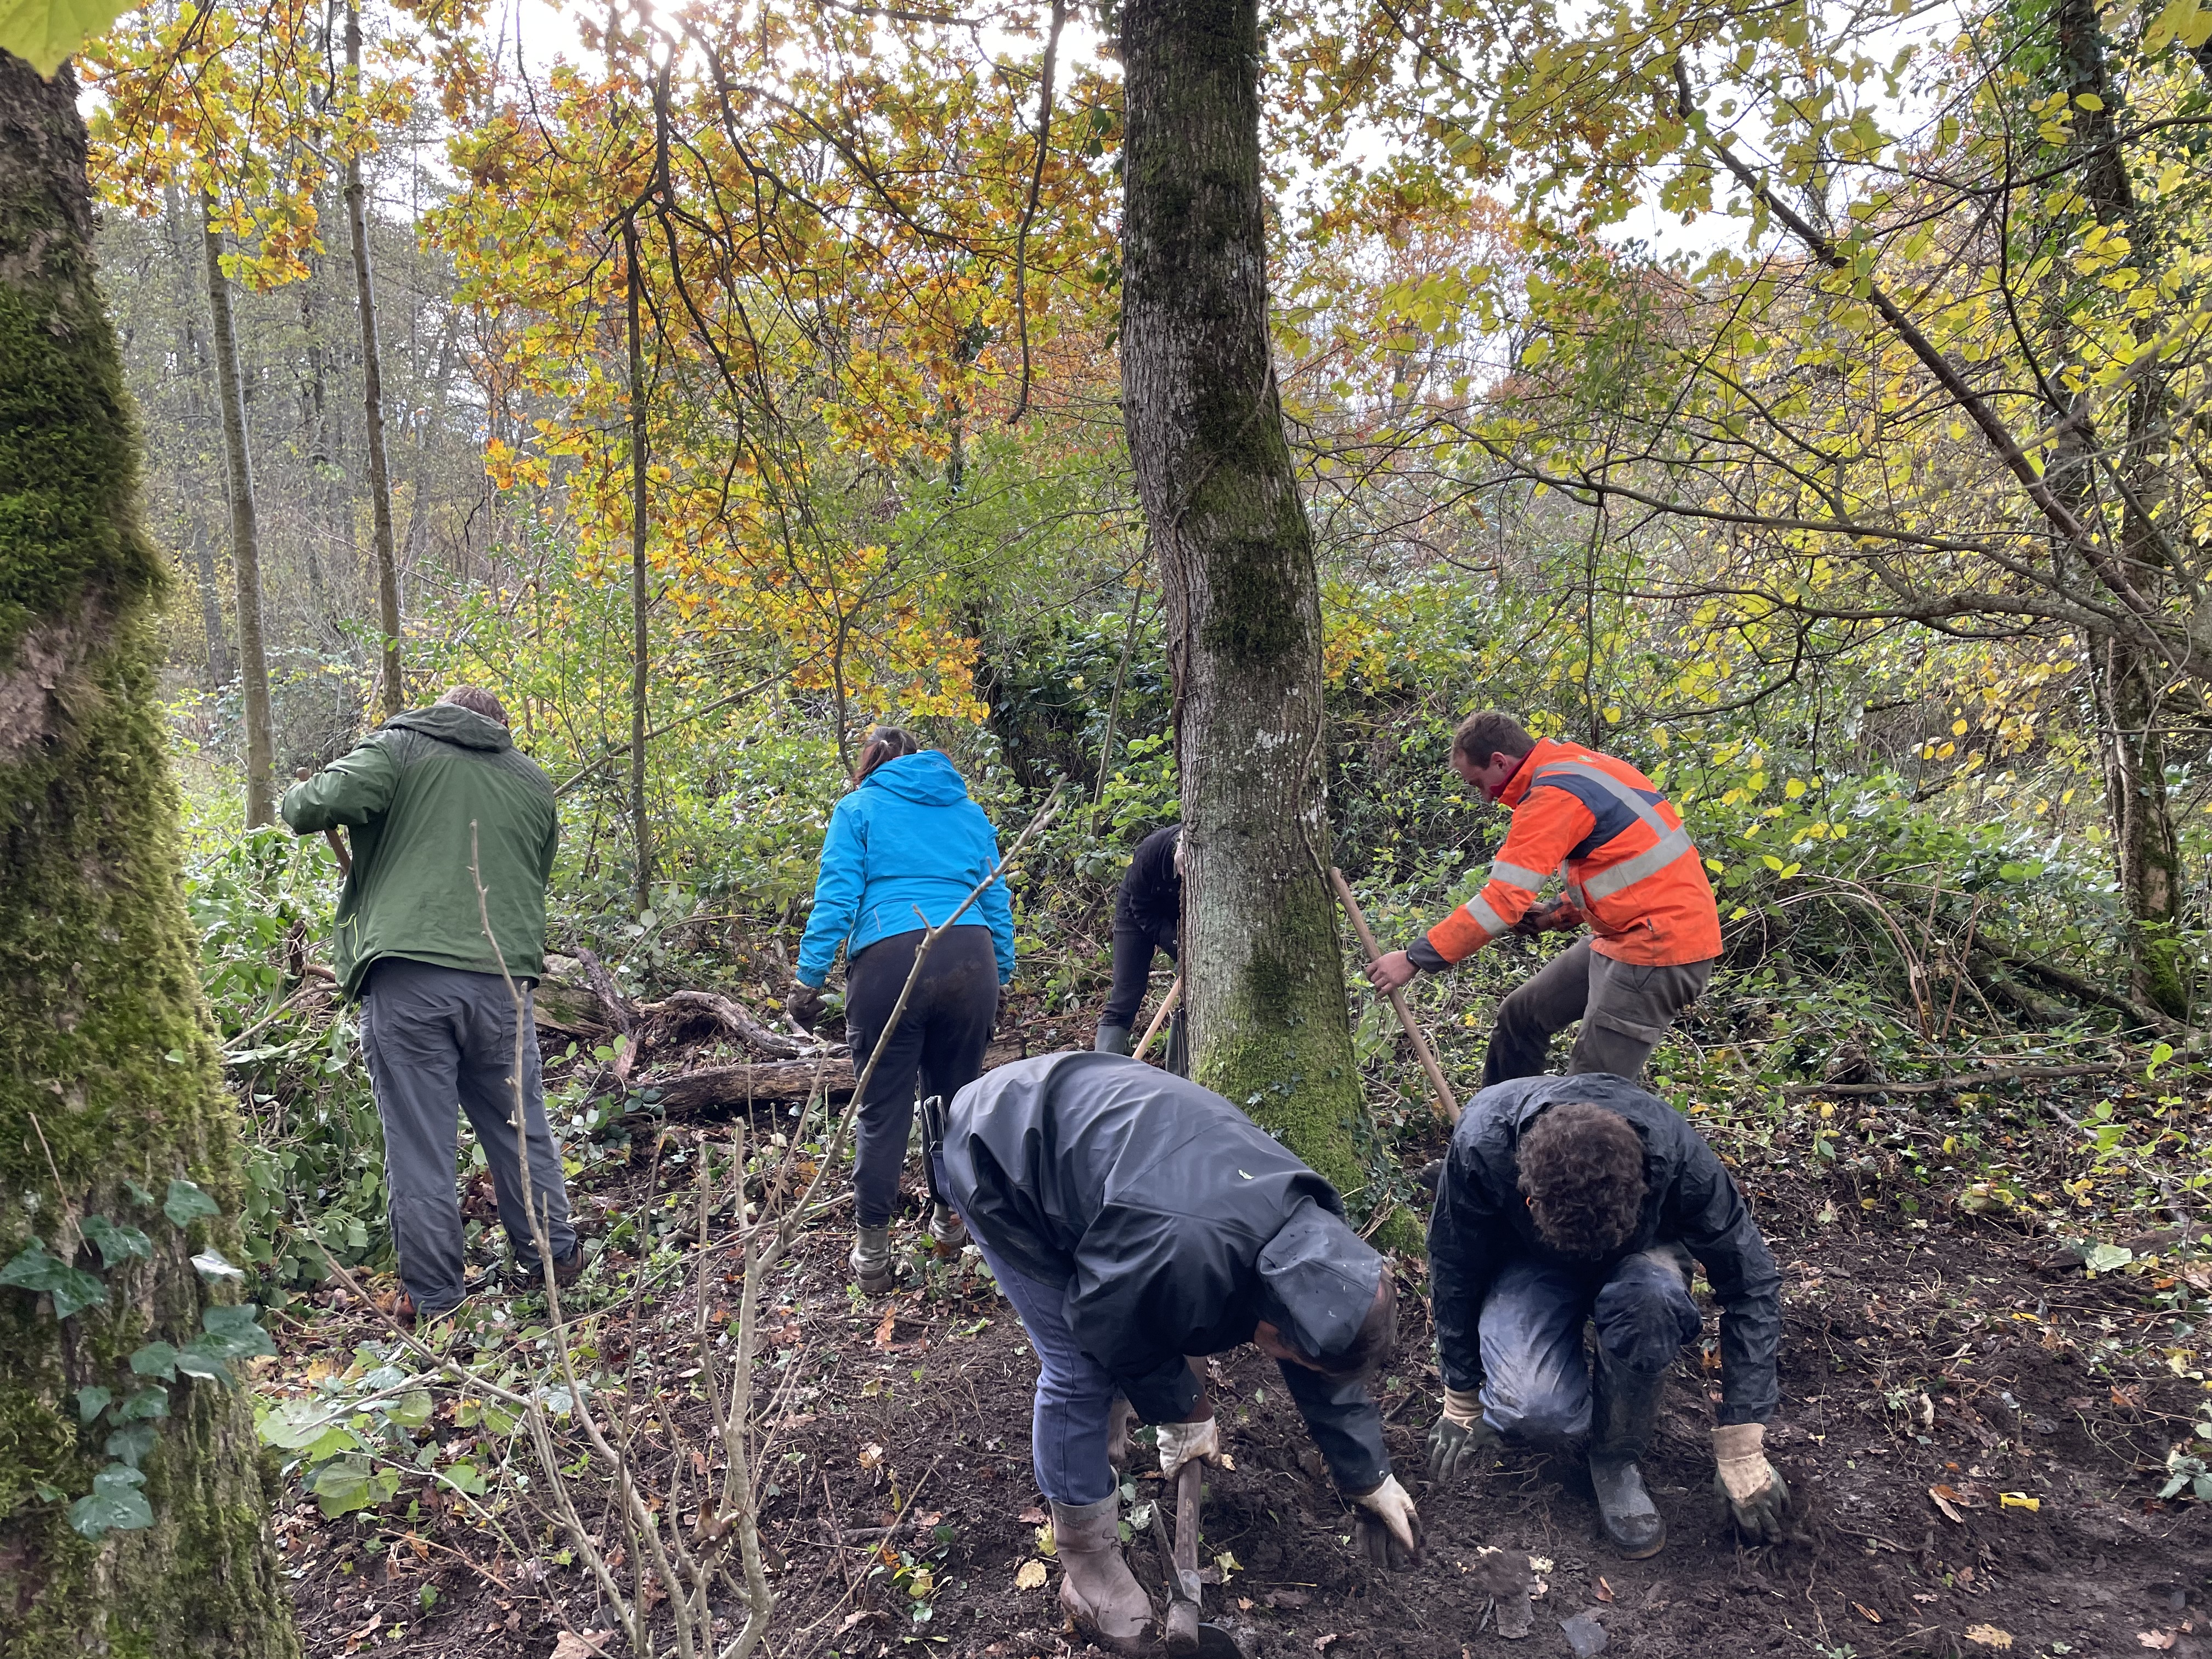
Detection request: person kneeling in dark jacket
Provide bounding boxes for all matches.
[940,1053,1419,1654]
[1425,1073,1790,1558]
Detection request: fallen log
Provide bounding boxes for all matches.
[637,989,806,1059]
[624,1036,1034,1125]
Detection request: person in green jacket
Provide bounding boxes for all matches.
[283,686,579,1324]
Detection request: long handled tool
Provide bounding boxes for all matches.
[1152,1460,1240,1656]
[1133,975,1182,1064]
[295,768,352,876]
[1329,867,1458,1124]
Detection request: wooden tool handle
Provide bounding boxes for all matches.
[1329,867,1458,1124]
[1134,975,1182,1064]
[296,766,353,876]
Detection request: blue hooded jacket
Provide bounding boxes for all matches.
[796,751,1016,987]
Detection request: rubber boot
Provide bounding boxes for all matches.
[1589,1344,1667,1559]
[1048,1494,1156,1655]
[1093,1023,1132,1057]
[926,1201,966,1251]
[849,1224,894,1294]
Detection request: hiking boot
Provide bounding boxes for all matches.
[509,1245,584,1295]
[1589,1345,1667,1559]
[850,1224,894,1294]
[1048,1494,1156,1654]
[1093,1023,1132,1057]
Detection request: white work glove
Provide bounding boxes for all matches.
[1712,1423,1791,1543]
[1350,1472,1423,1568]
[1156,1414,1222,1482]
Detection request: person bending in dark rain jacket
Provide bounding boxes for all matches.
[940,1053,1419,1654]
[1425,1073,1788,1558]
[1093,825,1182,1069]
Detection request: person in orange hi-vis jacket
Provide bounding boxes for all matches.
[1368,710,1721,1087]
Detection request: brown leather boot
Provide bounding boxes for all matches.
[1048,1495,1155,1654]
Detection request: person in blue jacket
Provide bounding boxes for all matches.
[789,726,1015,1291]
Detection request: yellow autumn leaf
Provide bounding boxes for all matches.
[1965,1628,2014,1650]
[0,0,132,76]
[1015,1559,1048,1590]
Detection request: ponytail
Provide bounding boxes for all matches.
[851,725,923,785]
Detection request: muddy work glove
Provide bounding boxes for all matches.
[1426,1386,1499,1483]
[1155,1413,1222,1482]
[786,984,826,1033]
[1349,1474,1423,1568]
[1712,1423,1791,1543]
[1510,897,1583,939]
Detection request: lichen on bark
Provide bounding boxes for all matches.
[0,52,297,1659]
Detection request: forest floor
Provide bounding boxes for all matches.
[257,1020,2212,1659]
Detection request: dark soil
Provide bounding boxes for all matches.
[263,1066,2212,1659]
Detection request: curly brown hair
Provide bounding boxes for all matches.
[1516,1102,1647,1257]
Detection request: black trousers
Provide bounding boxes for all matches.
[1102,922,1176,1029]
[845,926,999,1227]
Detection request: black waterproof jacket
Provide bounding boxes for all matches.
[1429,1073,1782,1426]
[1112,825,1182,957]
[943,1052,1392,1493]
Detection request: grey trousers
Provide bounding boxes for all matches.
[1481,939,1713,1087]
[360,956,576,1313]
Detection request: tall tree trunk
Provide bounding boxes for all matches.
[2051,0,2188,1017]
[201,189,276,825]
[1120,0,1370,1202]
[0,54,298,1655]
[344,3,403,719]
[624,215,652,916]
[162,183,232,690]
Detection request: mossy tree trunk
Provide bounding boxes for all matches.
[0,54,298,1656]
[1119,0,1370,1206]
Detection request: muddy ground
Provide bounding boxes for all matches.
[264,1065,2212,1659]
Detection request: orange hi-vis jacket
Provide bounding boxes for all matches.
[1425,739,1723,968]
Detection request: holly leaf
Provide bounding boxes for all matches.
[67,1463,152,1539]
[0,1241,107,1319]
[81,1216,153,1268]
[162,1180,221,1228]
[0,0,138,77]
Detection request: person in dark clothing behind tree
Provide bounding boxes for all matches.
[789,727,1015,1294]
[940,1052,1420,1654]
[1093,823,1181,1066]
[281,686,579,1326]
[1424,1072,1788,1558]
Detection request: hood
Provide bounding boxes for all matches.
[384,705,514,753]
[1253,1199,1384,1362]
[861,749,970,806]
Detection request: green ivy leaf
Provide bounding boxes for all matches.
[114,1386,170,1423]
[75,1385,113,1423]
[162,1180,221,1228]
[0,1241,108,1319]
[382,1389,435,1430]
[190,1248,245,1282]
[104,1423,158,1468]
[80,1216,153,1268]
[0,0,138,77]
[307,1454,400,1519]
[67,1463,153,1539]
[199,1303,276,1361]
[129,1342,179,1381]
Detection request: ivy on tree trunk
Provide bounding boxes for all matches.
[0,53,298,1656]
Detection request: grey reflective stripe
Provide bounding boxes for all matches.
[1462,895,1508,938]
[1489,860,1548,891]
[1533,759,1674,839]
[1579,825,1697,901]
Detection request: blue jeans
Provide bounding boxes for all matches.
[964,1223,1121,1505]
[1477,1246,1702,1444]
